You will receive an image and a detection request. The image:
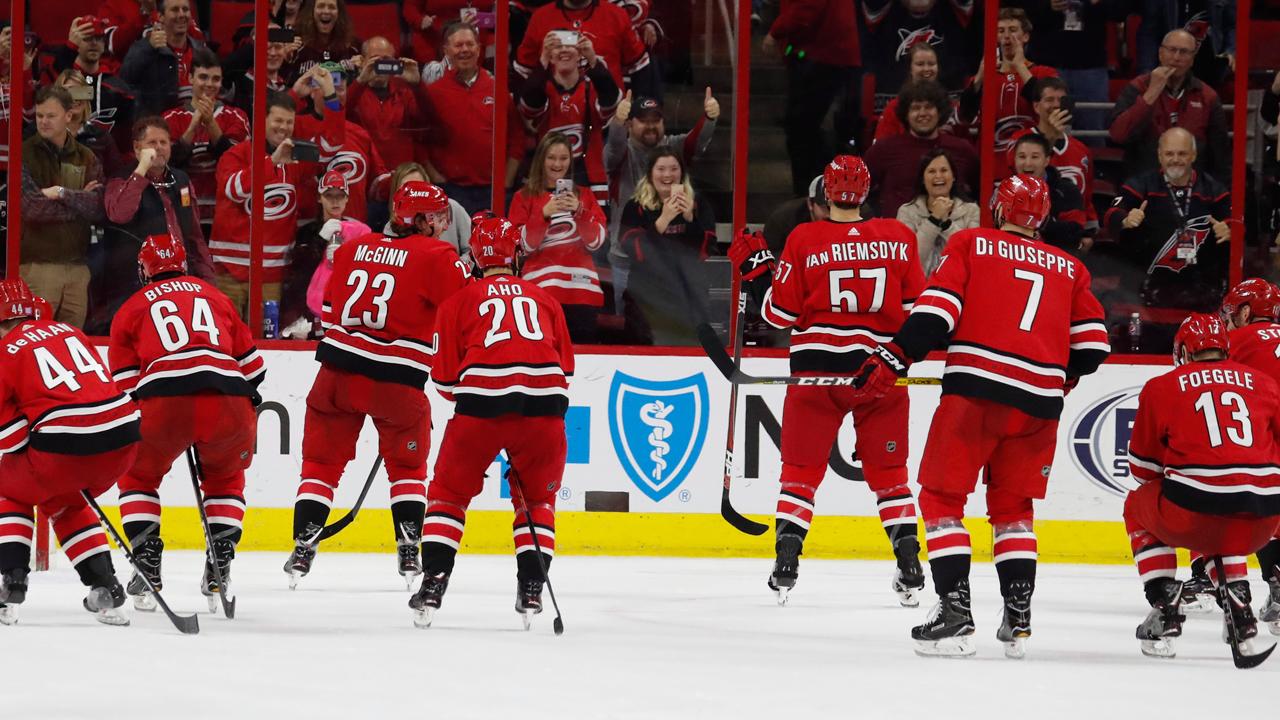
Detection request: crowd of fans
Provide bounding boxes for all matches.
[0,0,1272,353]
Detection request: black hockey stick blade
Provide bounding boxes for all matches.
[698,323,742,383]
[81,492,200,635]
[721,492,769,536]
[312,456,383,544]
[186,448,236,619]
[1214,557,1276,669]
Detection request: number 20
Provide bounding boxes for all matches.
[479,296,544,347]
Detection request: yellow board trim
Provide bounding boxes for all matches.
[87,507,1241,566]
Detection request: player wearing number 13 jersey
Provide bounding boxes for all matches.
[287,182,472,588]
[108,234,265,611]
[854,174,1111,658]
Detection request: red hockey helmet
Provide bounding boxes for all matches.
[1220,278,1279,323]
[823,154,871,206]
[0,279,37,323]
[392,181,450,231]
[469,217,522,271]
[32,297,53,321]
[138,233,187,279]
[1173,312,1229,365]
[992,174,1052,230]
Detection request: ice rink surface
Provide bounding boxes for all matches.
[2,552,1273,719]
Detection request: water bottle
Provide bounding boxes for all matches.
[1127,312,1142,353]
[263,300,280,339]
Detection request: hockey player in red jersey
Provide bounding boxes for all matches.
[754,154,927,606]
[0,280,141,626]
[286,181,473,588]
[853,174,1112,658]
[1124,314,1280,661]
[1219,279,1280,634]
[411,217,575,630]
[108,234,265,612]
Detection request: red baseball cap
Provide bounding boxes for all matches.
[77,16,111,38]
[319,170,348,195]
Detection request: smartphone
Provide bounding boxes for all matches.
[68,85,94,102]
[552,30,581,46]
[268,27,296,44]
[23,32,40,50]
[373,58,404,76]
[555,178,575,196]
[473,11,497,30]
[292,139,321,163]
[1058,95,1076,120]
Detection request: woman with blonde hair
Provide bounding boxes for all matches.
[508,133,607,342]
[55,69,124,175]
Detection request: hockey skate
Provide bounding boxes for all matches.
[767,534,802,605]
[284,542,316,590]
[125,536,164,612]
[996,581,1033,659]
[409,572,450,628]
[397,542,422,591]
[0,568,28,626]
[1217,580,1276,667]
[516,578,544,631]
[912,579,976,657]
[1136,579,1184,659]
[201,538,235,614]
[1260,578,1280,636]
[891,537,926,608]
[83,579,129,626]
[1180,565,1216,614]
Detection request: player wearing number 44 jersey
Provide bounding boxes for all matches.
[0,280,141,627]
[286,182,473,588]
[108,234,265,612]
[854,174,1111,658]
[749,154,927,607]
[412,218,574,630]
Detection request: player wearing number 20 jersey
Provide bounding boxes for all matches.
[289,181,473,587]
[108,234,265,608]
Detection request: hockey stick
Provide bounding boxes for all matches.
[185,448,236,619]
[1213,556,1276,669]
[696,323,942,387]
[80,491,200,635]
[718,294,769,536]
[509,467,564,635]
[304,456,383,547]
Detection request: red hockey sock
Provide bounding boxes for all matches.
[775,482,816,540]
[0,499,34,571]
[1129,529,1177,584]
[119,490,162,544]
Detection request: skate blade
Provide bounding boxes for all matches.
[94,607,130,627]
[774,586,791,606]
[913,636,976,658]
[1140,637,1177,658]
[288,571,302,591]
[521,610,534,631]
[131,592,158,612]
[401,572,420,591]
[1002,635,1029,660]
[412,607,436,629]
[895,585,922,608]
[0,605,17,626]
[1183,594,1217,614]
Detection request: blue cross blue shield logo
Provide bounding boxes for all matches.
[608,372,710,502]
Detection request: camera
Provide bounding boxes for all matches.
[551,30,580,47]
[291,140,321,163]
[268,27,296,44]
[373,59,404,76]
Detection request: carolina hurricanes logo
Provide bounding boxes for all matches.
[544,213,581,248]
[994,115,1034,151]
[1056,164,1086,192]
[613,0,647,24]
[256,184,297,221]
[1152,215,1212,273]
[548,123,586,155]
[89,106,119,133]
[327,151,368,186]
[1183,13,1209,48]
[895,26,942,61]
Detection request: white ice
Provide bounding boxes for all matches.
[2,552,1273,719]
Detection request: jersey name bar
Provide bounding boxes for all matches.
[5,323,74,354]
[974,236,1076,278]
[143,280,206,302]
[354,245,409,268]
[1177,367,1256,392]
[804,241,912,269]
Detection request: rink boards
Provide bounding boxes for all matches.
[93,347,1172,563]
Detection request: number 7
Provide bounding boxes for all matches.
[1013,269,1044,332]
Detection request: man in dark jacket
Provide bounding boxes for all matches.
[120,0,210,116]
[1010,133,1087,254]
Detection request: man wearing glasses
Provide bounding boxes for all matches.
[1109,29,1229,182]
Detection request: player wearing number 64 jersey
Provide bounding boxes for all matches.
[286,181,473,588]
[854,174,1111,658]
[108,234,265,611]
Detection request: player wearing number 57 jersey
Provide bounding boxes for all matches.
[412,218,574,630]
[108,234,265,611]
[287,182,473,588]
[854,174,1111,658]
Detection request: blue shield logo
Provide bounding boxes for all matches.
[1068,387,1144,496]
[609,372,710,502]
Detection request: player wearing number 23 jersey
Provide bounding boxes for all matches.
[108,234,265,607]
[288,181,473,587]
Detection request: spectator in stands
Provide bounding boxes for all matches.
[862,0,977,94]
[617,148,718,346]
[958,7,1058,173]
[273,0,304,28]
[287,0,361,82]
[509,132,609,343]
[284,170,352,335]
[120,0,209,116]
[763,175,829,258]
[764,0,861,195]
[48,17,134,154]
[1104,127,1231,352]
[57,70,127,178]
[164,49,251,228]
[404,0,496,64]
[1008,77,1097,235]
[1010,135,1088,254]
[422,21,523,217]
[518,31,621,212]
[1109,29,1230,183]
[348,37,430,174]
[387,163,472,256]
[0,25,36,175]
[895,147,978,276]
[873,43,953,142]
[100,0,205,61]
[19,86,105,328]
[515,0,655,98]
[864,79,978,218]
[228,23,292,118]
[97,116,212,333]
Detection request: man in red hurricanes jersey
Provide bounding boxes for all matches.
[1220,279,1280,634]
[286,182,473,588]
[854,174,1111,658]
[411,217,574,630]
[753,155,927,606]
[1124,314,1280,661]
[0,280,141,626]
[108,234,265,612]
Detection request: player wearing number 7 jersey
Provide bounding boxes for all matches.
[853,174,1112,658]
[108,234,265,611]
[286,181,473,588]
